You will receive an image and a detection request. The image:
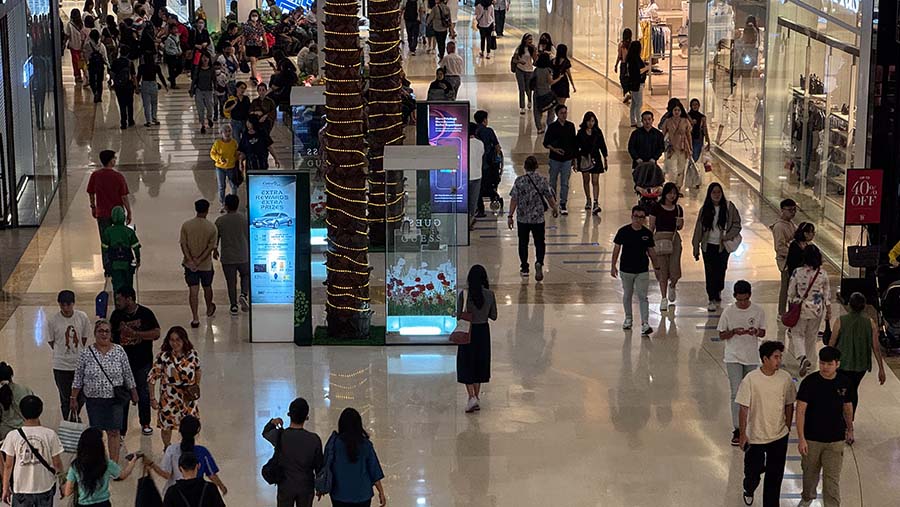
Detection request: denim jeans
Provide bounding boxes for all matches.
[231,120,245,143]
[12,485,55,507]
[121,362,151,434]
[630,85,644,126]
[444,75,460,100]
[195,90,215,124]
[744,434,788,506]
[547,159,572,206]
[515,68,533,109]
[620,271,650,324]
[140,80,159,124]
[216,168,239,204]
[726,362,757,429]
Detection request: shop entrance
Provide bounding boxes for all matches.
[762,17,858,230]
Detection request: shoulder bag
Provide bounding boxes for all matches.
[510,52,518,73]
[89,346,131,404]
[847,228,880,268]
[261,429,286,485]
[450,290,472,345]
[722,203,743,253]
[15,428,56,474]
[526,174,549,211]
[653,206,681,255]
[315,431,337,494]
[781,268,820,328]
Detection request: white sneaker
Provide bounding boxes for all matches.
[641,323,653,336]
[668,283,677,302]
[622,318,633,330]
[659,301,667,312]
[520,108,525,115]
[707,301,717,312]
[527,102,532,110]
[535,263,544,282]
[465,397,478,413]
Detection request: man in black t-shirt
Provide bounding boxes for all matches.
[610,205,659,336]
[795,346,853,507]
[110,286,160,436]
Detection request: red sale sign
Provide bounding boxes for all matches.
[844,169,883,225]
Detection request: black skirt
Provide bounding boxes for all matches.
[457,323,491,384]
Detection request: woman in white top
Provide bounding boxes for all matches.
[690,182,742,311]
[513,33,537,114]
[64,9,89,83]
[473,0,495,58]
[788,244,831,377]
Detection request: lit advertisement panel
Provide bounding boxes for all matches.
[426,103,468,213]
[249,175,297,304]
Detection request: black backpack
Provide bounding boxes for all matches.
[261,430,285,485]
[113,61,132,89]
[89,43,105,68]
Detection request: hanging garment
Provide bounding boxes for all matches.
[640,20,652,61]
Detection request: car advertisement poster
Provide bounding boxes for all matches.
[247,173,313,344]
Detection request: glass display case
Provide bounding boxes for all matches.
[384,168,461,345]
[292,103,327,246]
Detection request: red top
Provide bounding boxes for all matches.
[86,168,129,219]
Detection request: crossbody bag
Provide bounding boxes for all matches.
[781,268,820,328]
[654,205,682,255]
[526,174,549,211]
[88,346,131,403]
[16,428,56,474]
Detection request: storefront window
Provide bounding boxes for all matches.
[573,0,608,76]
[505,0,539,34]
[699,0,766,176]
[761,0,860,256]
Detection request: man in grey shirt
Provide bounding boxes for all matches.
[214,194,250,315]
[262,398,324,507]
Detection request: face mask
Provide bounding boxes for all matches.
[251,16,259,21]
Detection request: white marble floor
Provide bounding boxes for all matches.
[4,9,900,507]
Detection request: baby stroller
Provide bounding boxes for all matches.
[632,161,664,213]
[875,264,900,353]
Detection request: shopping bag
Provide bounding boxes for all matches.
[135,473,163,507]
[95,277,111,319]
[684,159,702,188]
[701,151,714,172]
[58,417,87,454]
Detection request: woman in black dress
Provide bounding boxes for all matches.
[575,111,608,216]
[457,264,497,413]
[550,44,575,106]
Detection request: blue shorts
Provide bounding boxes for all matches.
[86,397,124,431]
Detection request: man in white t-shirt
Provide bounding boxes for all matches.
[46,290,92,421]
[735,341,796,507]
[717,279,766,446]
[1,395,64,507]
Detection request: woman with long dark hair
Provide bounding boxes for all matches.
[65,9,88,83]
[513,33,537,114]
[788,245,831,376]
[690,182,742,311]
[531,52,555,133]
[786,222,816,277]
[144,415,228,495]
[575,111,608,215]
[325,407,386,507]
[625,40,648,127]
[456,265,498,413]
[649,182,684,311]
[537,32,554,57]
[0,362,33,441]
[550,44,575,105]
[660,102,692,188]
[473,0,495,59]
[148,326,201,448]
[64,427,140,506]
[613,28,633,102]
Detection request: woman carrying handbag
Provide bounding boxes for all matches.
[649,183,684,312]
[785,244,831,377]
[456,265,497,414]
[575,111,608,216]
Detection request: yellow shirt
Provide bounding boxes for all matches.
[210,138,239,169]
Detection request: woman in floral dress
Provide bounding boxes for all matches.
[148,326,201,448]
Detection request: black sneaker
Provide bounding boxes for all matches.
[520,270,529,278]
[200,126,207,134]
[559,204,568,215]
[731,429,740,447]
[230,305,239,316]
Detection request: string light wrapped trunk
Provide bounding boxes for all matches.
[323,0,371,339]
[366,0,405,246]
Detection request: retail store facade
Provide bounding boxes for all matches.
[0,0,65,228]
[545,0,872,268]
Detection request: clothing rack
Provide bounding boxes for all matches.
[648,22,687,96]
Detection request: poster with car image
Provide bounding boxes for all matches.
[249,174,297,305]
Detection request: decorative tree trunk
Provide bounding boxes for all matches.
[323,0,371,339]
[366,0,406,247]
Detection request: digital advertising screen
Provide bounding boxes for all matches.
[249,175,298,305]
[425,103,468,213]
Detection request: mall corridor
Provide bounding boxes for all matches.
[0,7,899,507]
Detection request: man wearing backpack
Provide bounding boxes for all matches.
[101,206,141,294]
[84,30,109,103]
[163,23,183,88]
[110,54,137,129]
[162,453,225,507]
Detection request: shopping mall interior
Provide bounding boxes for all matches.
[0,0,899,505]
